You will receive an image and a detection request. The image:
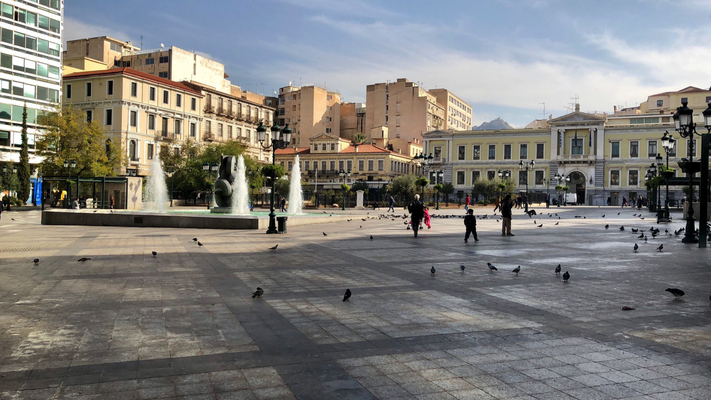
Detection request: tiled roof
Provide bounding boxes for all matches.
[276,144,412,158]
[275,147,310,155]
[63,68,204,96]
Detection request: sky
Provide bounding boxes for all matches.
[64,0,711,127]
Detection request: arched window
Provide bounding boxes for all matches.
[129,140,137,161]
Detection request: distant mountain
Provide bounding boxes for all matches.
[472,117,514,130]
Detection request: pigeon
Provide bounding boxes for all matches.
[460,264,465,272]
[621,306,635,311]
[562,271,570,282]
[487,262,498,272]
[33,259,39,265]
[602,214,605,218]
[657,244,663,252]
[644,236,648,242]
[343,289,351,302]
[638,233,644,239]
[268,244,278,251]
[430,266,436,275]
[512,266,521,275]
[198,241,204,247]
[605,224,609,229]
[360,225,362,228]
[665,288,685,298]
[619,226,624,231]
[554,264,561,275]
[617,212,620,215]
[370,235,373,240]
[555,222,559,225]
[252,287,264,298]
[151,251,157,258]
[192,238,198,242]
[11,218,14,221]
[537,224,543,228]
[323,232,327,236]
[633,243,638,252]
[77,257,91,262]
[631,228,638,233]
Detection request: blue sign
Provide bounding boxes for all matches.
[30,177,42,205]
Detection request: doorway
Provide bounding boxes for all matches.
[568,171,586,205]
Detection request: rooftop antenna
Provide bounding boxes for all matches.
[539,102,546,118]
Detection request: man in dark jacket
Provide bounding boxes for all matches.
[501,194,514,236]
[464,209,478,242]
[408,194,425,237]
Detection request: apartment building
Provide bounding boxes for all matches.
[63,68,203,177]
[62,36,138,75]
[429,88,472,131]
[364,78,445,146]
[339,102,365,142]
[0,0,62,170]
[278,85,340,146]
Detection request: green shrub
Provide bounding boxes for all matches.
[2,195,23,206]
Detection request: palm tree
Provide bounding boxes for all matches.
[351,134,367,146]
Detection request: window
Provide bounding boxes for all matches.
[629,141,639,158]
[149,87,156,101]
[159,72,168,78]
[347,160,353,171]
[368,160,374,171]
[457,145,465,160]
[190,123,196,137]
[504,144,511,159]
[145,58,154,65]
[339,160,345,171]
[519,171,527,185]
[107,80,114,96]
[610,170,620,186]
[130,82,137,97]
[304,161,310,171]
[520,144,528,159]
[313,144,318,151]
[488,145,496,160]
[228,125,232,139]
[287,161,293,171]
[162,117,169,133]
[657,99,663,107]
[148,114,155,130]
[471,170,480,183]
[86,82,92,97]
[571,138,583,155]
[321,144,326,151]
[129,140,137,161]
[147,144,154,160]
[129,110,137,127]
[358,160,364,171]
[687,139,697,157]
[487,170,496,180]
[629,170,639,186]
[330,161,336,171]
[456,171,465,185]
[175,120,182,135]
[162,90,169,104]
[536,143,544,159]
[535,170,544,185]
[159,56,169,63]
[191,98,196,111]
[86,110,92,123]
[105,109,112,126]
[321,161,327,171]
[326,128,332,133]
[611,142,620,158]
[472,145,480,160]
[218,123,223,137]
[648,141,657,158]
[66,84,71,99]
[330,143,335,151]
[378,160,384,171]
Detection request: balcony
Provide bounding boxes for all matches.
[203,132,215,142]
[556,154,596,165]
[204,105,215,114]
[216,107,227,116]
[227,111,236,119]
[236,113,245,121]
[157,131,174,140]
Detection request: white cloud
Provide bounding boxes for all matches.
[270,0,399,18]
[63,16,136,47]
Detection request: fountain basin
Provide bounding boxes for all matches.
[41,209,355,230]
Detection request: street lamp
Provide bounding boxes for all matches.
[339,169,352,210]
[258,121,292,234]
[435,170,444,210]
[660,131,675,222]
[519,159,535,213]
[166,168,174,207]
[63,159,76,209]
[202,162,219,210]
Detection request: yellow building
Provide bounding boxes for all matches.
[424,103,689,206]
[278,85,341,146]
[275,133,421,192]
[63,68,204,176]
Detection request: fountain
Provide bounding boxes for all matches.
[288,155,303,215]
[231,155,250,215]
[144,158,168,212]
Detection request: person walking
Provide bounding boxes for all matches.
[109,195,115,210]
[493,195,501,212]
[423,206,432,229]
[501,194,514,236]
[621,196,628,208]
[545,193,550,208]
[280,197,286,212]
[408,194,425,237]
[464,209,478,242]
[388,195,395,212]
[464,195,470,212]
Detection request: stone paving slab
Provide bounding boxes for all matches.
[0,207,710,399]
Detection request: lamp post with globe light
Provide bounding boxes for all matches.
[257,121,292,234]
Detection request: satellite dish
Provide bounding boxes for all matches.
[160,43,164,48]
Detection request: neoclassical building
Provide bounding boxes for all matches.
[423,103,690,206]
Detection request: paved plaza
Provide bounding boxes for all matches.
[0,205,710,399]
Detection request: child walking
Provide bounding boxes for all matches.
[464,209,478,242]
[423,206,432,229]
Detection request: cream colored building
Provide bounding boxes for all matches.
[339,102,366,142]
[429,89,472,131]
[275,133,420,192]
[63,36,139,74]
[63,68,203,177]
[278,85,341,146]
[364,78,445,146]
[424,103,689,206]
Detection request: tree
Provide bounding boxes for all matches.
[274,178,290,198]
[351,133,368,145]
[17,104,30,203]
[441,182,455,205]
[341,183,351,193]
[415,177,429,197]
[350,181,369,193]
[36,106,123,177]
[391,175,419,198]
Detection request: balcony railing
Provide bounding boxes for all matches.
[203,132,215,141]
[556,154,595,161]
[204,105,215,113]
[216,107,227,116]
[157,131,174,140]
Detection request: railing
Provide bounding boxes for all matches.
[157,131,174,139]
[556,154,595,161]
[203,132,215,141]
[204,105,215,113]
[236,113,245,121]
[227,111,236,119]
[216,107,226,116]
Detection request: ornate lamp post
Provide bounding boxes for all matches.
[63,159,76,209]
[660,131,675,221]
[166,168,174,207]
[497,169,510,200]
[654,154,665,221]
[519,159,535,213]
[339,169,352,210]
[202,161,219,210]
[434,170,444,210]
[257,121,292,234]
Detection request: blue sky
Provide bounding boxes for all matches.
[65,0,711,127]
